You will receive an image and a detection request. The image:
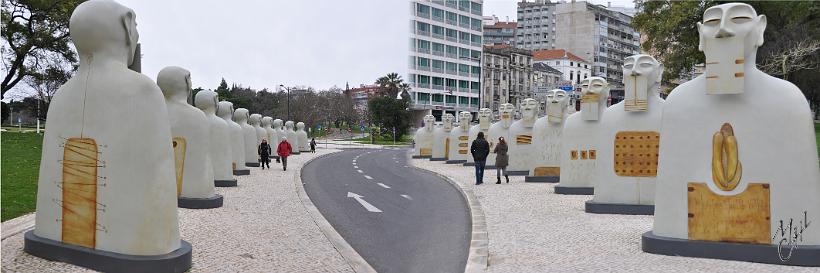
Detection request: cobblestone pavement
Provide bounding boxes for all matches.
[2,148,354,273]
[411,158,817,273]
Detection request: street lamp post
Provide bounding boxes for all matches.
[279,84,290,121]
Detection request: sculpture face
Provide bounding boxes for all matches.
[273,119,283,129]
[478,108,491,130]
[580,77,610,120]
[623,54,662,111]
[216,101,234,119]
[698,3,764,95]
[423,115,435,132]
[157,66,191,103]
[234,108,249,123]
[458,111,472,128]
[520,98,538,124]
[285,121,294,130]
[296,122,305,130]
[546,89,568,123]
[69,0,139,66]
[442,114,455,131]
[498,103,514,128]
[249,114,262,126]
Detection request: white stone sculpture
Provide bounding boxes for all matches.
[218,101,250,174]
[249,114,267,153]
[284,121,299,154]
[526,91,569,182]
[465,108,492,166]
[554,77,609,193]
[486,103,515,167]
[413,115,436,158]
[158,66,222,208]
[262,117,276,158]
[196,92,237,188]
[235,108,258,167]
[27,1,191,270]
[431,113,455,161]
[645,3,820,266]
[447,111,473,164]
[296,122,310,152]
[272,119,284,159]
[587,54,664,215]
[506,98,539,175]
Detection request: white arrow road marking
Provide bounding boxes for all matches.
[364,175,373,180]
[347,192,382,213]
[353,166,358,169]
[401,194,413,200]
[377,183,391,189]
[357,170,363,173]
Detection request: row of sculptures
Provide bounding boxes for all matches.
[414,3,819,266]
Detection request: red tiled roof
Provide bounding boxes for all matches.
[483,44,512,50]
[486,22,517,29]
[532,49,588,63]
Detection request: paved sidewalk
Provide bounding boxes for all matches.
[2,148,354,273]
[411,158,816,273]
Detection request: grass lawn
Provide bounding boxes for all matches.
[352,134,412,146]
[2,132,43,221]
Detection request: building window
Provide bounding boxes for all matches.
[432,93,444,102]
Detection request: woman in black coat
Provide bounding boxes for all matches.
[258,139,272,169]
[494,137,509,184]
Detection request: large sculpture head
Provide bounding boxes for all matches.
[698,3,765,95]
[498,103,514,128]
[262,117,272,128]
[70,0,139,67]
[580,77,610,121]
[216,101,234,120]
[458,111,472,129]
[249,114,262,126]
[273,119,283,129]
[296,122,305,130]
[623,54,662,111]
[195,90,218,114]
[234,108,250,123]
[157,66,191,103]
[520,98,538,126]
[285,120,294,130]
[478,108,492,130]
[423,115,435,132]
[442,113,455,131]
[546,89,569,123]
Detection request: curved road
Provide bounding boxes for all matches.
[302,148,470,273]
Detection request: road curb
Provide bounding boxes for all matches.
[1,213,35,241]
[408,152,489,273]
[295,151,377,273]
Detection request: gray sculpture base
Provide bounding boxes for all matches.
[505,170,529,176]
[524,176,559,183]
[178,194,224,209]
[585,200,654,215]
[463,162,475,166]
[412,155,431,159]
[461,162,496,169]
[292,151,301,155]
[214,179,237,187]
[554,186,593,195]
[430,157,447,161]
[233,169,250,176]
[270,155,279,159]
[24,231,192,273]
[445,160,466,164]
[245,162,260,167]
[642,231,820,267]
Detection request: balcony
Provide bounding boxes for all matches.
[447,19,457,26]
[432,50,445,57]
[460,21,470,29]
[446,52,457,58]
[432,67,443,73]
[447,69,457,75]
[458,87,470,93]
[417,65,431,71]
[459,39,470,45]
[471,8,481,16]
[417,29,430,36]
[432,32,444,39]
[471,24,481,31]
[471,72,481,78]
[432,15,445,22]
[417,82,431,88]
[446,36,457,42]
[471,41,481,47]
[416,11,430,19]
[446,102,457,107]
[432,84,445,90]
[417,47,430,54]
[445,86,457,92]
[458,71,469,77]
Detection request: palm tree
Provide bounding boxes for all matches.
[375,73,405,98]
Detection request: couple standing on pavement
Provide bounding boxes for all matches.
[257,137,318,171]
[469,132,509,185]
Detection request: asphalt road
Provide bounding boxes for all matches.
[302,148,470,273]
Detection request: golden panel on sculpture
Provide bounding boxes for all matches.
[172,137,186,197]
[458,136,469,141]
[588,150,596,160]
[571,150,578,160]
[420,148,432,156]
[458,150,468,154]
[516,135,532,145]
[581,94,600,103]
[625,99,648,112]
[687,183,771,244]
[580,150,588,160]
[613,131,660,177]
[61,138,98,249]
[712,123,742,191]
[444,138,449,159]
[458,143,468,148]
[533,167,560,176]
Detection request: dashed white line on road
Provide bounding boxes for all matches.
[364,175,373,180]
[357,170,363,173]
[353,166,358,169]
[401,194,413,200]
[377,183,391,189]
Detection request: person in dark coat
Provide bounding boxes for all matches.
[310,138,316,153]
[470,132,490,185]
[494,137,509,184]
[258,139,272,169]
[277,137,293,171]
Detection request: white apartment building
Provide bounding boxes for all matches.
[409,0,483,124]
[533,49,591,87]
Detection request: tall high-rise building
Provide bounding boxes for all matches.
[409,0,483,124]
[554,1,640,98]
[483,21,517,47]
[515,0,557,51]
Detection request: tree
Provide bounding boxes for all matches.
[23,61,72,120]
[215,78,230,100]
[1,0,84,98]
[375,72,410,98]
[367,96,411,140]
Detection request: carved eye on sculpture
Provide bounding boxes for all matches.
[703,18,721,26]
[623,63,634,70]
[639,62,654,68]
[731,16,752,24]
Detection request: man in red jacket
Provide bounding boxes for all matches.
[277,137,293,171]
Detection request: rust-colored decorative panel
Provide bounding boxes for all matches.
[61,138,98,249]
[533,167,560,176]
[580,150,588,160]
[625,99,648,112]
[516,135,532,145]
[688,183,771,244]
[458,136,469,141]
[420,148,432,156]
[172,137,186,197]
[588,150,596,160]
[571,150,578,160]
[444,138,449,159]
[613,131,660,177]
[458,143,468,148]
[458,150,468,154]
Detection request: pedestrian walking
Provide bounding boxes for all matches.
[258,139,272,169]
[310,138,316,153]
[470,132,490,185]
[277,137,293,171]
[494,137,509,184]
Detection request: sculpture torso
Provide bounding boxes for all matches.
[218,102,247,171]
[235,109,257,163]
[296,123,309,152]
